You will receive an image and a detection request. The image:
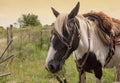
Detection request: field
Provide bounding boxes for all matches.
[0,26,115,83]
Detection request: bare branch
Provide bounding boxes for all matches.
[0,72,11,77]
[0,40,13,59]
[0,55,14,64]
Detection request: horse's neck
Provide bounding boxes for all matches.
[74,17,108,65]
[73,17,90,59]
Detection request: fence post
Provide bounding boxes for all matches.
[7,25,13,54]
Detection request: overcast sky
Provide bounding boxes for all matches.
[0,0,120,27]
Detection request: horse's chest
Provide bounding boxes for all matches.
[77,52,102,73]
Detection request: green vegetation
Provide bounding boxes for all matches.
[18,13,42,28]
[0,26,115,83]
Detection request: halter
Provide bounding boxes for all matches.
[51,18,80,83]
[51,18,91,83]
[52,18,80,66]
[74,20,91,75]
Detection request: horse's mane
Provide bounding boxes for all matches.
[83,11,113,32]
[54,14,84,38]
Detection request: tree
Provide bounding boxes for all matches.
[18,13,41,28]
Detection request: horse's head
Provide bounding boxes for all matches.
[45,2,80,73]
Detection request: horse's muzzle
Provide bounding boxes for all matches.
[46,60,61,73]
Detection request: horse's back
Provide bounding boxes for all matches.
[83,11,120,45]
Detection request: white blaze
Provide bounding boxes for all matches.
[45,44,56,68]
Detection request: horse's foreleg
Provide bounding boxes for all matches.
[78,71,86,83]
[94,67,102,83]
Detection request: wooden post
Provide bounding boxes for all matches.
[7,25,13,53]
[115,65,120,82]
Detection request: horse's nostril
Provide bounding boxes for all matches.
[49,64,54,70]
[47,61,61,73]
[49,63,56,72]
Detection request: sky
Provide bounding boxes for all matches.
[0,0,120,27]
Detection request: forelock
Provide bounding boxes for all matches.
[54,14,68,37]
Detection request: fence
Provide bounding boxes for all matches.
[0,25,14,79]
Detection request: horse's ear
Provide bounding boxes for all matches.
[68,2,80,19]
[51,7,59,17]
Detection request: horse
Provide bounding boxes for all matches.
[45,2,120,83]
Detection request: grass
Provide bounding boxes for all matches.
[0,26,116,83]
[0,50,115,83]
